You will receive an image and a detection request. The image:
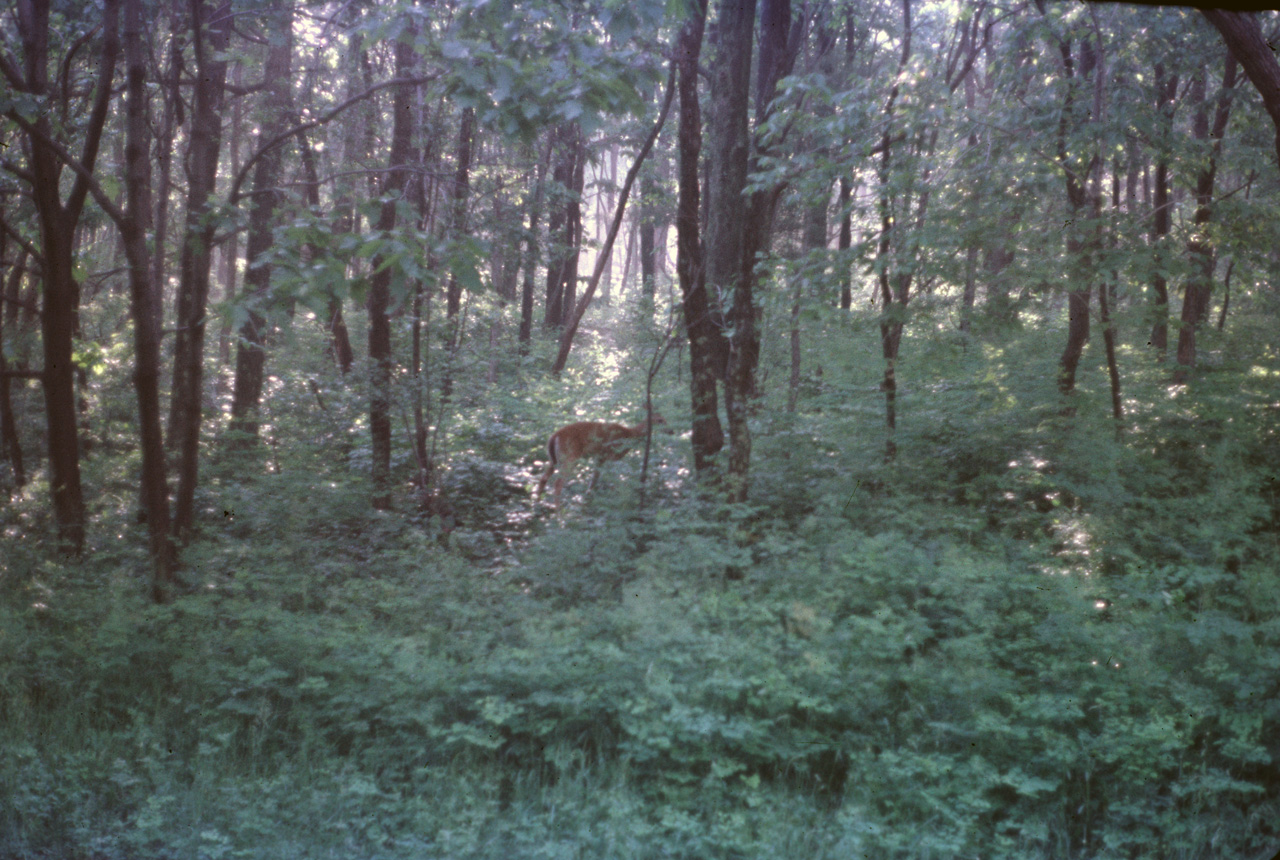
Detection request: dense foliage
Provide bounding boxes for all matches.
[3,302,1279,858]
[3,0,1280,856]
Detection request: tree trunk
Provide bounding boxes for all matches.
[1173,55,1237,383]
[150,0,183,349]
[519,140,551,352]
[675,0,725,476]
[599,146,618,304]
[562,129,585,321]
[168,0,232,543]
[445,108,476,329]
[959,71,979,333]
[440,106,475,404]
[122,0,176,600]
[16,0,121,552]
[217,62,243,393]
[543,126,572,329]
[0,246,26,488]
[640,168,657,301]
[231,3,294,440]
[1217,258,1234,331]
[876,0,913,459]
[1149,63,1177,359]
[1053,36,1100,403]
[1201,9,1280,168]
[706,0,756,499]
[367,23,417,510]
[838,176,853,309]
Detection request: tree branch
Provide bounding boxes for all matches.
[228,72,443,205]
[4,111,128,226]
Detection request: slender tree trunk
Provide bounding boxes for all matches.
[519,140,550,352]
[838,13,858,311]
[231,3,294,440]
[1217,258,1234,331]
[168,0,231,543]
[217,62,243,392]
[543,126,571,329]
[445,108,476,328]
[599,146,618,304]
[640,168,657,301]
[1174,55,1237,383]
[562,129,585,320]
[876,0,913,459]
[959,72,979,333]
[838,176,853,309]
[0,246,26,488]
[150,0,182,347]
[367,23,417,509]
[441,106,475,403]
[122,0,176,599]
[1149,63,1177,359]
[1053,36,1100,403]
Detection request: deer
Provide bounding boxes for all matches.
[536,411,665,508]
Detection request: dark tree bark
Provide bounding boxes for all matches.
[1201,9,1280,168]
[1100,166,1123,431]
[441,106,475,403]
[876,0,913,458]
[959,69,979,333]
[838,12,858,311]
[0,245,26,489]
[639,169,657,301]
[543,125,574,329]
[674,0,725,476]
[168,0,231,543]
[408,99,443,495]
[1149,62,1177,359]
[150,0,184,346]
[11,0,121,552]
[231,3,295,440]
[1173,54,1237,383]
[705,0,756,499]
[838,176,853,309]
[1053,35,1101,402]
[519,141,551,351]
[122,0,176,600]
[445,107,476,328]
[367,24,417,510]
[562,129,585,322]
[1217,257,1235,331]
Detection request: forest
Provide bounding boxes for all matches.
[2,0,1280,855]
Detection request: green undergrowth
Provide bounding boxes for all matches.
[2,312,1279,859]
[3,487,1278,857]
